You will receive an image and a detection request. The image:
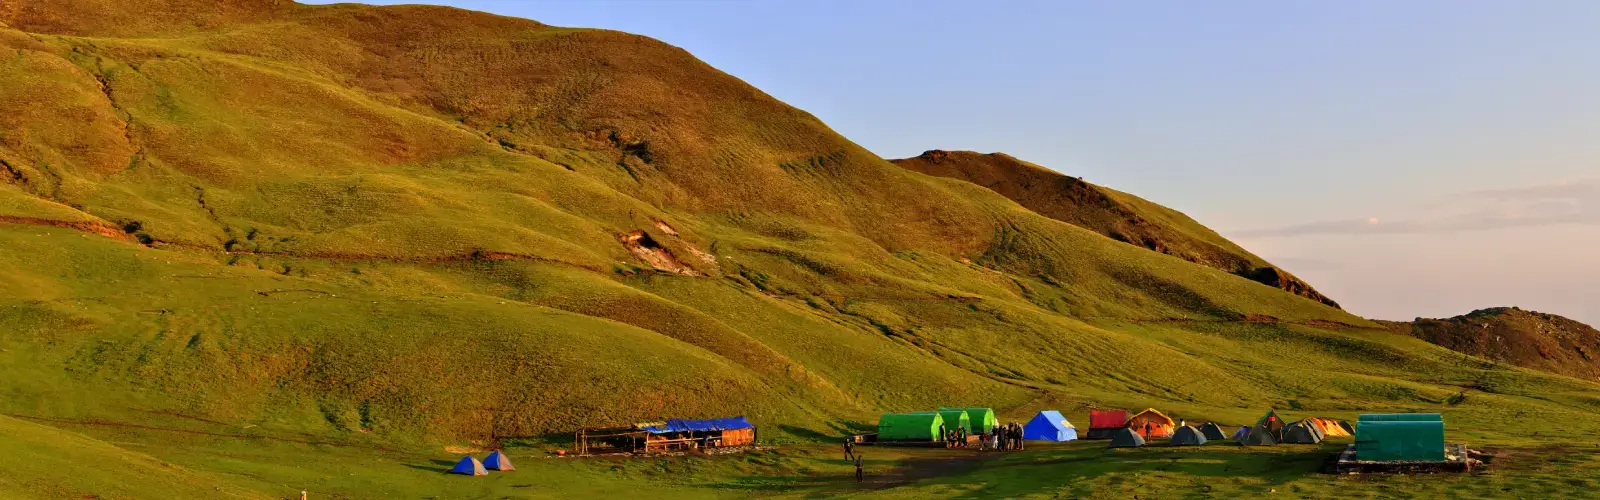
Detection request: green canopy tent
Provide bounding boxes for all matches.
[1108,427,1146,448]
[877,412,946,442]
[1170,425,1208,446]
[935,409,975,433]
[940,408,997,433]
[1198,422,1227,441]
[1281,421,1323,444]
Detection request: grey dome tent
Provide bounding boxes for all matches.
[1229,425,1251,441]
[1199,422,1227,441]
[1108,427,1146,448]
[1170,425,1207,446]
[1281,421,1323,444]
[1240,424,1277,446]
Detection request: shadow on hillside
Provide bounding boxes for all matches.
[402,458,464,475]
[704,442,1346,497]
[778,421,872,441]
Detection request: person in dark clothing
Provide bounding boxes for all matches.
[855,455,864,483]
[1144,422,1153,440]
[844,438,855,461]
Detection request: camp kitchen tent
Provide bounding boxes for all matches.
[1022,411,1078,441]
[935,409,974,433]
[941,408,998,433]
[878,412,945,441]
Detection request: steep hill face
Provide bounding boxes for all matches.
[0,0,1531,451]
[892,150,1339,308]
[1390,307,1600,381]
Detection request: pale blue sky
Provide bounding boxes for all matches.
[304,0,1599,324]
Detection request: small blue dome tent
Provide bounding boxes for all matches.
[449,456,487,476]
[483,451,515,471]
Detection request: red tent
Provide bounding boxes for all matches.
[1085,409,1129,439]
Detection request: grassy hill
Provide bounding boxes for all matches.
[1383,307,1600,382]
[0,1,1598,498]
[892,149,1339,308]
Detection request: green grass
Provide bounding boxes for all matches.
[0,2,1598,498]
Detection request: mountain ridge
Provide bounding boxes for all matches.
[891,149,1340,308]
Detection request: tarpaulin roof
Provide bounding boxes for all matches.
[642,416,754,434]
[1089,409,1129,429]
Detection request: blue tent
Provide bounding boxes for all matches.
[641,416,754,434]
[449,456,487,476]
[483,451,514,471]
[1022,410,1078,441]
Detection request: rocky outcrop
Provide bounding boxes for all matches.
[1389,307,1600,381]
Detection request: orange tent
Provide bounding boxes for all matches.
[1304,417,1352,437]
[1127,408,1175,440]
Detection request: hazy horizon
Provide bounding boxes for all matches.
[304,0,1599,325]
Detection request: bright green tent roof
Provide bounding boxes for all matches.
[935,409,975,432]
[939,408,997,432]
[877,412,944,441]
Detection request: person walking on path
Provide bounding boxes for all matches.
[854,455,865,483]
[844,438,855,462]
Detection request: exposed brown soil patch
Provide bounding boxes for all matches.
[0,215,132,241]
[620,230,699,276]
[1389,307,1600,380]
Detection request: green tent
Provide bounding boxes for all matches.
[877,412,945,441]
[1355,414,1445,462]
[1108,427,1146,448]
[1170,425,1207,446]
[1254,410,1287,441]
[1281,421,1323,444]
[1198,422,1227,440]
[1239,423,1277,446]
[940,408,997,433]
[934,409,972,433]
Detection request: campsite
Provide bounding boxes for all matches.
[3,1,1600,498]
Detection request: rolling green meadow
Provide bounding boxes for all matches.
[2,1,1599,498]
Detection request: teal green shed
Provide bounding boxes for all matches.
[1355,414,1445,462]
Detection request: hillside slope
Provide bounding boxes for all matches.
[1,2,1598,497]
[1387,307,1600,381]
[892,150,1339,308]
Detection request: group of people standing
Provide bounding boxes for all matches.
[980,422,1025,451]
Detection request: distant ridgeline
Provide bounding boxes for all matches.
[1384,307,1600,381]
[892,150,1340,309]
